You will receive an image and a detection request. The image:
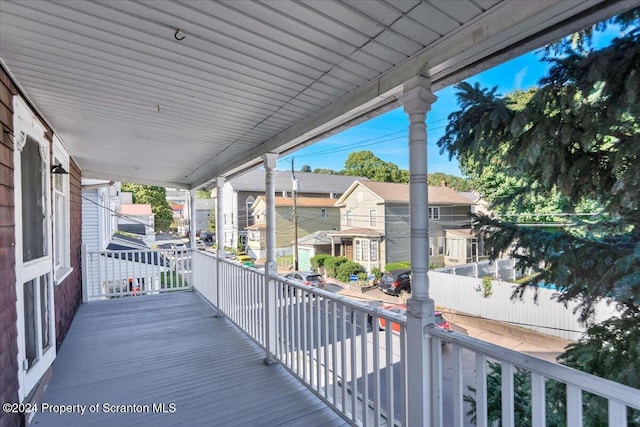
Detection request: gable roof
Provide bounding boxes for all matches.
[337,180,474,205]
[253,195,340,209]
[227,169,368,194]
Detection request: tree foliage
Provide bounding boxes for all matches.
[440,10,640,421]
[121,183,173,231]
[343,150,409,183]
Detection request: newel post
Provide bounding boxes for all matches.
[400,74,438,426]
[263,153,279,364]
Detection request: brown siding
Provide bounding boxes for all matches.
[0,66,19,427]
[54,158,82,348]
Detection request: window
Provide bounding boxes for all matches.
[246,196,255,227]
[370,240,378,262]
[429,238,434,256]
[346,211,352,227]
[429,207,440,220]
[438,237,445,255]
[361,240,369,261]
[320,208,327,220]
[355,240,360,261]
[369,210,377,227]
[52,138,71,283]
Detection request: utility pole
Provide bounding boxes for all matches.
[291,159,299,271]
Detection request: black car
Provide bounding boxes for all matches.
[377,269,411,298]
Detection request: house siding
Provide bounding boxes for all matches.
[54,159,82,348]
[384,204,410,264]
[0,66,19,427]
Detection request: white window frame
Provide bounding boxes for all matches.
[52,136,72,284]
[346,211,352,227]
[369,209,377,227]
[320,208,327,220]
[370,240,378,262]
[429,206,441,220]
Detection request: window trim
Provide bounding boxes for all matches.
[369,209,377,227]
[52,136,72,284]
[429,206,441,220]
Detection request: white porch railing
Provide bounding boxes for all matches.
[82,247,192,301]
[188,251,640,426]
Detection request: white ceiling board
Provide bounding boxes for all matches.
[0,0,632,189]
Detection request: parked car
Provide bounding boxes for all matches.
[377,269,411,298]
[377,304,451,332]
[284,271,325,289]
[172,242,187,251]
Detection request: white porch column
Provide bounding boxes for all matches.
[401,74,438,427]
[189,189,197,248]
[215,177,225,316]
[263,153,278,364]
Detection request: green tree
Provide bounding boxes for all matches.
[299,165,312,173]
[196,190,211,199]
[343,150,409,183]
[312,168,342,175]
[121,183,174,231]
[438,9,640,423]
[427,172,473,192]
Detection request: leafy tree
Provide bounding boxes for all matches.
[439,8,640,424]
[343,150,409,182]
[121,183,173,231]
[312,168,342,175]
[427,172,473,192]
[196,190,211,199]
[299,165,312,173]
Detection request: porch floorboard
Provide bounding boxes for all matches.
[32,291,346,426]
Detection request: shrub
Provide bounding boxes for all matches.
[370,267,383,280]
[324,256,348,278]
[335,260,366,282]
[311,254,331,270]
[384,261,411,271]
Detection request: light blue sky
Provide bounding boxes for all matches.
[277,25,621,177]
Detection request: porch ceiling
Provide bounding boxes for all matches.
[0,1,631,189]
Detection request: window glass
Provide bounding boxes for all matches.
[21,136,46,262]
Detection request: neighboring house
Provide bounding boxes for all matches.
[194,198,215,234]
[214,169,367,250]
[82,180,121,252]
[460,191,493,217]
[118,203,155,244]
[332,180,482,271]
[1,70,83,423]
[247,195,340,259]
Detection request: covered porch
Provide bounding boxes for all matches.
[2,1,639,426]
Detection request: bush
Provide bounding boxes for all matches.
[324,256,348,278]
[384,261,411,271]
[370,267,383,280]
[311,254,331,270]
[335,260,366,282]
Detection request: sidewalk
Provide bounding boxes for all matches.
[336,285,572,363]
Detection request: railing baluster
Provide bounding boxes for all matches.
[372,313,380,427]
[323,296,329,398]
[331,299,337,405]
[566,384,583,426]
[431,335,443,427]
[385,324,394,426]
[399,324,407,426]
[361,310,368,427]
[531,372,545,427]
[608,399,626,427]
[351,308,357,423]
[316,295,322,393]
[309,291,315,389]
[501,361,515,427]
[476,353,488,427]
[452,343,464,427]
[341,303,347,415]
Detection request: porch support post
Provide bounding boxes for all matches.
[401,73,437,427]
[215,177,225,317]
[189,189,196,249]
[263,153,278,365]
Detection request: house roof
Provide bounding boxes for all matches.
[227,170,368,194]
[117,224,146,236]
[336,180,475,205]
[170,203,184,211]
[119,203,153,216]
[253,195,340,209]
[297,230,334,246]
[329,228,384,237]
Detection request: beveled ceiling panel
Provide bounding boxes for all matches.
[0,0,630,188]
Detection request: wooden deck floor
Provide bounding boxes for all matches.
[32,291,346,426]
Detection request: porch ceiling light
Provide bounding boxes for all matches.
[174,29,185,41]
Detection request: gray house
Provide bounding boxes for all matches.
[214,169,367,249]
[333,180,482,271]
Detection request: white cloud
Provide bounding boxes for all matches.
[514,66,528,89]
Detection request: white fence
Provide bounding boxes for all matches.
[190,251,640,426]
[429,271,620,341]
[82,247,192,301]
